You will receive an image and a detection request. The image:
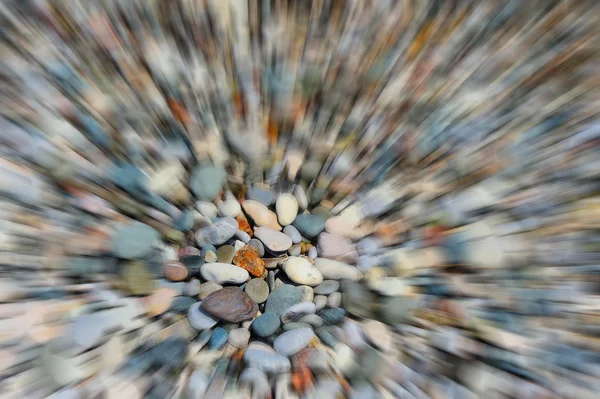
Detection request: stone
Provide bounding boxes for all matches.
[276,193,299,226]
[111,222,159,259]
[327,293,342,308]
[274,328,315,357]
[192,212,213,230]
[318,308,346,325]
[194,217,238,246]
[218,199,241,218]
[263,258,281,269]
[163,261,189,282]
[254,227,293,253]
[190,164,227,201]
[316,327,337,347]
[316,233,358,263]
[201,245,217,259]
[216,245,235,263]
[370,277,409,296]
[183,279,201,297]
[170,296,197,313]
[314,280,340,295]
[201,263,249,284]
[282,257,323,286]
[205,251,218,263]
[342,320,368,349]
[180,255,204,277]
[228,328,251,348]
[239,368,269,399]
[251,312,281,337]
[357,255,379,272]
[281,302,317,323]
[247,186,275,206]
[236,217,254,237]
[188,302,219,330]
[356,237,382,255]
[151,337,188,370]
[283,322,312,331]
[187,369,209,398]
[244,278,269,304]
[121,261,154,295]
[297,285,314,302]
[265,284,303,317]
[298,314,323,328]
[233,245,266,277]
[308,247,318,259]
[314,295,327,311]
[362,320,393,351]
[235,230,251,243]
[247,238,265,257]
[288,244,302,256]
[198,282,223,300]
[147,288,176,316]
[293,185,308,210]
[201,287,258,322]
[242,200,281,230]
[380,297,415,325]
[342,280,376,318]
[314,258,363,281]
[173,210,194,232]
[234,240,245,251]
[243,342,291,373]
[209,327,228,350]
[292,214,326,239]
[283,225,302,244]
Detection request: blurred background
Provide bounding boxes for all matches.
[1,0,599,398]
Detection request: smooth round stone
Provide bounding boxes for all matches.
[283,225,302,244]
[247,239,265,257]
[315,327,337,347]
[317,233,358,263]
[243,342,291,373]
[170,296,197,313]
[111,222,159,259]
[247,186,275,206]
[282,257,323,286]
[362,320,393,351]
[236,230,251,243]
[314,280,340,295]
[282,322,312,331]
[327,293,342,308]
[121,261,154,295]
[254,227,292,253]
[318,308,346,325]
[201,263,249,284]
[276,193,299,226]
[152,336,188,370]
[201,287,258,322]
[297,286,314,302]
[233,245,266,277]
[195,217,238,246]
[342,280,376,318]
[308,247,318,259]
[252,312,281,337]
[314,295,327,311]
[218,199,241,218]
[288,244,302,256]
[188,302,219,330]
[298,314,323,328]
[204,251,217,263]
[216,245,235,263]
[228,328,251,348]
[314,258,363,281]
[292,214,326,239]
[380,297,415,325]
[183,279,201,297]
[209,327,229,350]
[245,278,269,304]
[356,237,382,255]
[242,200,281,231]
[274,328,315,357]
[190,164,227,201]
[281,302,317,323]
[265,284,303,317]
[163,261,189,282]
[196,201,218,219]
[199,282,223,300]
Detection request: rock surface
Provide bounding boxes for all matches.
[201,287,258,322]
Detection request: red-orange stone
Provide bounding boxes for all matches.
[236,218,253,237]
[233,245,266,277]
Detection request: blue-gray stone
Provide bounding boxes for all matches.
[174,210,194,232]
[195,217,238,246]
[251,312,281,337]
[248,239,265,257]
[356,237,382,255]
[283,225,302,244]
[273,328,315,356]
[236,230,251,243]
[190,164,227,201]
[308,246,318,259]
[265,284,303,317]
[243,343,291,373]
[247,186,275,206]
[314,280,340,295]
[316,327,337,347]
[292,214,326,239]
[209,327,228,350]
[151,337,188,370]
[197,329,212,346]
[111,222,159,259]
[170,296,197,313]
[298,314,323,328]
[318,308,346,325]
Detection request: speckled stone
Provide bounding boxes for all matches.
[198,282,223,300]
[228,328,251,348]
[209,327,228,350]
[251,312,281,337]
[265,284,303,317]
[248,239,265,257]
[281,302,317,323]
[195,217,238,246]
[318,308,346,325]
[283,225,302,244]
[292,214,326,239]
[201,287,258,322]
[216,245,236,263]
[274,328,315,357]
[233,245,266,277]
[245,278,269,304]
[314,280,340,295]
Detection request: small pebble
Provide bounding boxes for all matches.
[273,327,315,357]
[327,292,342,308]
[254,227,293,253]
[235,230,251,243]
[314,280,340,295]
[183,279,201,297]
[276,193,299,226]
[244,278,269,304]
[251,312,281,337]
[314,295,327,311]
[201,287,258,322]
[228,328,251,348]
[200,263,249,284]
[297,285,314,302]
[281,302,317,323]
[283,225,302,244]
[318,308,346,325]
[209,327,229,350]
[292,214,326,239]
[199,282,223,300]
[282,256,323,286]
[163,261,189,282]
[204,251,217,263]
[288,244,302,256]
[248,239,265,256]
[308,247,318,259]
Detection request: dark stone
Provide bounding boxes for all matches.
[180,255,204,277]
[317,308,346,325]
[201,287,258,322]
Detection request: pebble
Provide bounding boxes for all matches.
[198,282,223,300]
[292,214,326,239]
[111,222,159,259]
[243,342,291,373]
[170,296,197,314]
[342,320,368,349]
[201,244,217,258]
[213,245,233,264]
[235,229,251,243]
[316,232,358,263]
[313,295,327,311]
[151,336,188,370]
[356,254,379,272]
[282,256,323,286]
[314,280,340,295]
[236,217,254,237]
[293,185,308,210]
[254,227,292,253]
[341,280,376,318]
[194,217,238,246]
[209,327,228,350]
[307,246,318,259]
[242,200,281,231]
[247,186,275,206]
[283,225,302,244]
[315,327,337,347]
[233,240,245,251]
[263,258,281,269]
[265,284,302,317]
[273,327,315,357]
[180,255,204,277]
[204,250,217,263]
[314,258,363,281]
[297,285,314,302]
[379,297,415,325]
[356,237,382,255]
[190,164,227,201]
[298,314,323,328]
[173,209,194,231]
[147,288,176,316]
[201,287,258,322]
[218,199,241,218]
[163,261,189,282]
[318,308,346,325]
[200,263,249,284]
[188,302,219,330]
[362,320,393,352]
[233,245,266,277]
[288,244,302,256]
[247,239,265,256]
[276,193,299,226]
[327,292,342,308]
[251,312,281,337]
[282,322,312,331]
[244,278,269,304]
[281,302,317,323]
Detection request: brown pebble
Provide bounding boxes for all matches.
[233,245,266,277]
[163,261,189,282]
[201,287,258,322]
[300,242,306,253]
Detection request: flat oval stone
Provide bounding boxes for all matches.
[244,278,269,304]
[308,247,318,259]
[265,284,303,317]
[318,308,346,325]
[298,314,323,328]
[190,164,227,201]
[281,302,317,323]
[233,245,266,277]
[327,292,342,308]
[163,261,189,282]
[188,302,219,330]
[198,282,223,300]
[254,227,292,253]
[111,222,159,259]
[196,201,218,219]
[228,328,251,348]
[314,258,363,281]
[201,263,249,284]
[283,225,302,244]
[292,214,326,239]
[195,217,238,246]
[276,193,299,226]
[242,200,281,231]
[314,295,327,311]
[243,342,291,373]
[248,239,265,257]
[216,245,235,263]
[283,257,323,286]
[209,327,228,350]
[201,287,258,322]
[317,233,358,263]
[274,328,315,357]
[251,312,281,337]
[314,280,340,295]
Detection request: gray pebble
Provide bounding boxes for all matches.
[236,230,251,243]
[327,292,342,308]
[308,247,318,259]
[248,239,265,257]
[183,279,201,297]
[283,225,302,244]
[228,328,251,348]
[244,278,269,304]
[314,295,328,311]
[314,280,340,295]
[298,314,323,328]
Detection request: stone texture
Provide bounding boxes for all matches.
[282,256,323,286]
[242,200,281,231]
[251,312,281,337]
[244,278,269,304]
[236,217,254,237]
[201,263,249,284]
[194,217,238,246]
[254,227,293,253]
[292,214,326,239]
[265,284,302,317]
[163,261,189,282]
[201,287,258,322]
[276,193,299,226]
[233,245,266,277]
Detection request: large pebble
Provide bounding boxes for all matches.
[163,261,189,282]
[314,280,339,295]
[283,225,302,244]
[218,199,241,218]
[216,245,235,263]
[201,263,249,284]
[242,200,281,230]
[276,193,299,226]
[317,233,358,263]
[194,217,238,246]
[314,258,363,281]
[251,312,281,337]
[228,328,251,348]
[190,164,227,201]
[201,287,258,322]
[188,302,219,330]
[265,284,302,317]
[198,282,223,300]
[244,278,269,304]
[274,328,315,357]
[292,214,326,239]
[280,302,317,323]
[243,342,291,373]
[282,257,323,286]
[318,308,346,325]
[254,227,292,253]
[233,245,266,277]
